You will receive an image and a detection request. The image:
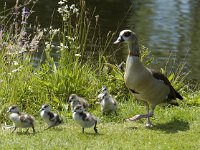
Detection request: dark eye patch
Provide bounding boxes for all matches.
[11,106,17,109]
[44,105,48,108]
[75,105,81,110]
[123,31,131,37]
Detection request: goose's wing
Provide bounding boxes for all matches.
[81,112,89,121]
[80,98,89,108]
[19,113,34,123]
[83,100,89,108]
[47,112,56,121]
[82,112,96,121]
[149,69,183,100]
[97,93,104,100]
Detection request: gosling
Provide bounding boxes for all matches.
[73,105,98,134]
[7,105,35,133]
[40,104,63,129]
[68,94,89,112]
[98,86,118,115]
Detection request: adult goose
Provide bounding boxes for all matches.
[114,30,183,127]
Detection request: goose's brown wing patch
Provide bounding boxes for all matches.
[150,69,183,100]
[19,114,34,123]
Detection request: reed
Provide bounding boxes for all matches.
[0,0,124,122]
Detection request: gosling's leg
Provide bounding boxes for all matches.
[94,121,98,134]
[82,127,85,133]
[32,124,35,133]
[114,111,118,116]
[11,126,17,133]
[45,124,54,130]
[25,128,29,133]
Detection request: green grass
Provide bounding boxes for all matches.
[0,0,200,149]
[1,102,200,149]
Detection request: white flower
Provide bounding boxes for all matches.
[43,28,47,32]
[58,8,63,13]
[58,1,65,5]
[50,28,60,35]
[73,8,79,13]
[28,86,33,92]
[11,66,23,73]
[13,61,19,66]
[45,42,51,49]
[59,43,68,49]
[75,54,81,57]
[70,4,75,10]
[60,43,64,47]
[64,5,68,9]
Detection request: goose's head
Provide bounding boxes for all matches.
[7,105,19,113]
[68,94,78,103]
[73,105,84,113]
[102,86,108,93]
[40,104,51,112]
[114,30,137,44]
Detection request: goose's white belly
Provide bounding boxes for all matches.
[9,113,32,128]
[40,111,52,125]
[101,98,117,112]
[124,57,170,104]
[73,112,95,128]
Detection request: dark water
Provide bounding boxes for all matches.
[1,0,200,81]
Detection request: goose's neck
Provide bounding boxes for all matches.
[128,42,140,57]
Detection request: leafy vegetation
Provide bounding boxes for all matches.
[1,102,200,149]
[0,0,120,121]
[0,0,200,149]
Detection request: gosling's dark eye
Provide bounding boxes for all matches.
[11,106,17,109]
[123,32,131,37]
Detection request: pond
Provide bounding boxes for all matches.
[1,0,200,82]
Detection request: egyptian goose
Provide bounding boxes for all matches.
[97,86,118,115]
[68,94,89,112]
[114,30,183,127]
[72,105,98,133]
[40,104,63,129]
[7,105,35,133]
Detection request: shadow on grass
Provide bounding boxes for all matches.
[153,118,190,133]
[126,126,138,130]
[84,132,104,136]
[44,127,65,131]
[16,132,35,135]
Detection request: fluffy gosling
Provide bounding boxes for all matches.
[40,104,63,129]
[98,86,118,115]
[68,94,89,112]
[7,105,35,133]
[73,105,98,134]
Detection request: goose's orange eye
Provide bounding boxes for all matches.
[124,32,131,37]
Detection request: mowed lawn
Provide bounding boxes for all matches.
[0,103,200,150]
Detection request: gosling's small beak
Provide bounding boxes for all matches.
[114,37,124,44]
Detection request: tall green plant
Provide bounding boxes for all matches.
[0,0,119,122]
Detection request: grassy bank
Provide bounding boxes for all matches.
[0,0,200,149]
[0,0,123,121]
[1,102,200,149]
